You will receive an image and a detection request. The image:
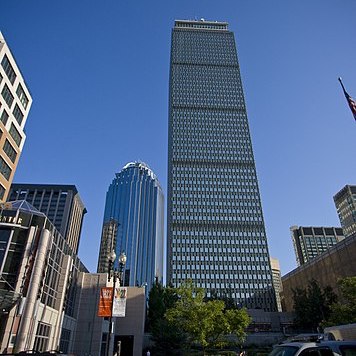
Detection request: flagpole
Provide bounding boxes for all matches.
[338,77,356,121]
[338,77,347,94]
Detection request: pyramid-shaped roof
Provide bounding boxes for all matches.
[3,200,47,217]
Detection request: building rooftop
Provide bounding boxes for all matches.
[1,200,46,217]
[174,19,229,31]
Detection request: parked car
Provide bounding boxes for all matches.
[269,341,356,356]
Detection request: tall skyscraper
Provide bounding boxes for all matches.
[98,162,164,292]
[290,226,344,266]
[0,32,32,202]
[167,19,276,310]
[334,185,356,238]
[8,184,87,253]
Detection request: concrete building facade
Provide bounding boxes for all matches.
[0,200,87,354]
[167,19,276,311]
[270,257,283,312]
[73,274,146,356]
[281,233,356,312]
[0,201,145,356]
[8,184,87,254]
[290,226,344,266]
[0,33,32,202]
[334,185,356,238]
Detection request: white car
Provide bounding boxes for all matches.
[269,341,356,356]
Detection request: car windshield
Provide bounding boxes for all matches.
[269,346,300,356]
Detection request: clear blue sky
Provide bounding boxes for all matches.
[1,0,355,275]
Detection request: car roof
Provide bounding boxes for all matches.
[276,343,319,348]
[276,341,356,348]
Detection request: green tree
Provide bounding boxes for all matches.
[206,286,238,310]
[324,277,356,326]
[147,281,186,354]
[292,279,337,331]
[165,282,251,352]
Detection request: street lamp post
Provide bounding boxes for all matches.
[106,250,126,356]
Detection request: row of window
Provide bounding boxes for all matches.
[171,193,261,203]
[172,243,268,252]
[172,163,256,175]
[175,22,228,30]
[0,155,11,180]
[172,190,260,200]
[1,89,25,125]
[171,263,270,272]
[1,55,16,84]
[172,228,266,238]
[172,31,236,66]
[1,55,29,109]
[172,107,249,121]
[0,184,5,200]
[0,55,29,133]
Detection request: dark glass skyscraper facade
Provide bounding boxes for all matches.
[167,20,276,311]
[8,184,87,254]
[98,162,164,292]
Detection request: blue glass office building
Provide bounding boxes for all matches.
[167,20,277,311]
[98,162,164,291]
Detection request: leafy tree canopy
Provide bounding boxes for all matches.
[292,279,337,331]
[165,281,251,350]
[324,277,356,326]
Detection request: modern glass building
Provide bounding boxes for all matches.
[98,162,164,292]
[167,19,276,310]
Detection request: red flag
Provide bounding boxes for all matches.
[98,287,113,317]
[338,77,356,121]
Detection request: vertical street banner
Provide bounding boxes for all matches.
[98,287,113,317]
[112,287,127,317]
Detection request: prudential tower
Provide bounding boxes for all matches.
[167,19,276,311]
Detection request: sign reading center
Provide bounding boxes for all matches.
[98,287,127,317]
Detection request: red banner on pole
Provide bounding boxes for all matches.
[98,287,113,317]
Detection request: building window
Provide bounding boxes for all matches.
[16,83,29,110]
[100,333,108,356]
[33,322,51,352]
[0,184,5,200]
[1,55,16,84]
[3,139,17,163]
[1,84,14,108]
[0,156,11,180]
[9,124,22,147]
[59,328,71,353]
[0,73,3,84]
[0,110,9,126]
[12,104,24,125]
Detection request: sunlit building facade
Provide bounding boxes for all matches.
[0,32,32,202]
[290,226,344,266]
[270,257,282,312]
[167,19,276,311]
[98,162,164,292]
[334,185,356,238]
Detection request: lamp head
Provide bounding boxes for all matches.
[119,251,127,265]
[108,250,117,263]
